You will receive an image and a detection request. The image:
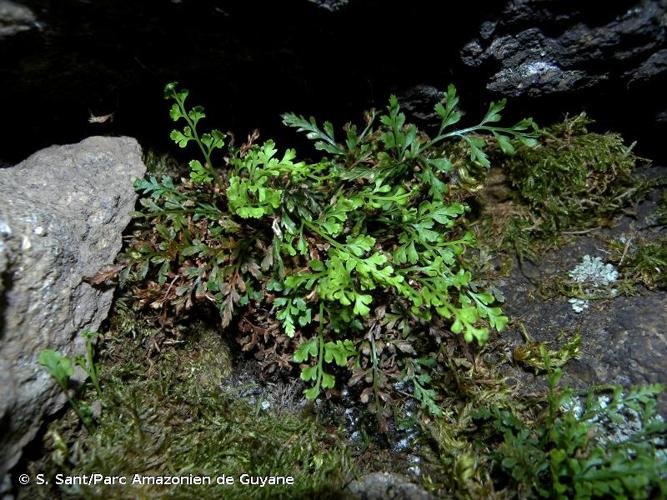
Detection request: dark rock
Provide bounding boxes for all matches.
[1,0,666,163]
[399,85,443,124]
[496,176,667,414]
[0,1,487,164]
[0,1,35,38]
[628,48,667,83]
[501,267,667,406]
[347,472,435,500]
[308,0,350,12]
[0,136,145,476]
[461,1,667,97]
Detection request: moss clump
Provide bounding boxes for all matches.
[512,327,581,374]
[142,149,184,177]
[505,113,644,233]
[419,342,516,497]
[476,114,647,263]
[24,306,352,500]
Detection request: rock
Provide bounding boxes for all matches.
[347,472,435,500]
[628,48,667,84]
[496,178,667,414]
[398,85,443,125]
[0,1,36,38]
[461,1,667,97]
[502,266,667,407]
[308,0,350,11]
[0,1,470,164]
[2,0,666,166]
[0,136,145,476]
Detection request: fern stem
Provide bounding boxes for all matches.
[175,97,214,173]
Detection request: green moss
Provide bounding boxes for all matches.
[143,149,184,177]
[475,114,647,264]
[540,234,667,301]
[505,113,644,233]
[420,353,666,498]
[419,344,516,497]
[512,327,581,374]
[24,305,352,499]
[608,235,667,290]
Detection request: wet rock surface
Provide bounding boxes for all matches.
[501,248,667,407]
[0,136,145,475]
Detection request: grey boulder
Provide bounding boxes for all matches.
[0,136,145,476]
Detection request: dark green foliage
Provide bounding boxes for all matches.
[475,371,667,499]
[657,189,667,225]
[118,83,537,417]
[77,331,102,396]
[512,329,581,374]
[423,358,667,499]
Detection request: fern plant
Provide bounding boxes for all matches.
[118,83,538,418]
[475,371,666,498]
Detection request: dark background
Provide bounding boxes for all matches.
[1,0,665,164]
